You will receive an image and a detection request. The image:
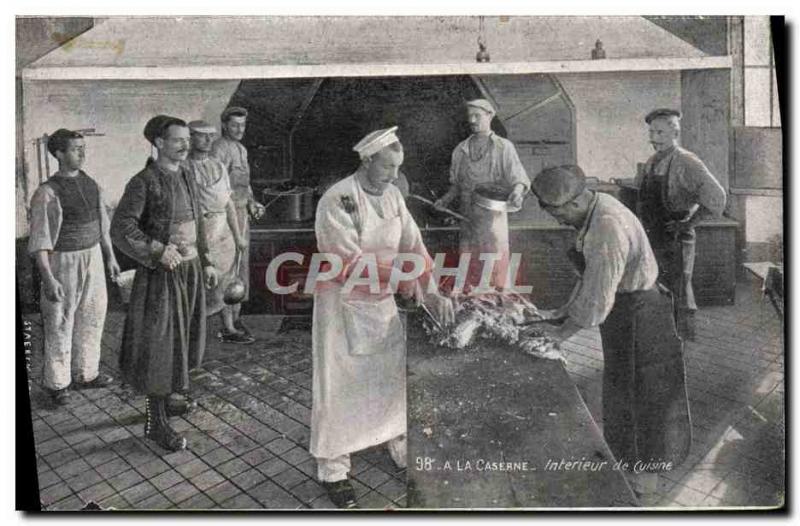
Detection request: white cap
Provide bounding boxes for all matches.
[353,126,400,159]
[188,120,217,134]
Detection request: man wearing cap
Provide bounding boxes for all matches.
[186,120,252,344]
[112,115,219,452]
[28,128,119,405]
[211,107,265,337]
[311,126,454,508]
[435,98,530,290]
[532,165,691,505]
[636,109,726,340]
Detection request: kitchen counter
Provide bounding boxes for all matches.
[250,215,738,234]
[246,216,739,315]
[405,316,638,508]
[251,219,573,234]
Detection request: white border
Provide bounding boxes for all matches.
[22,56,733,81]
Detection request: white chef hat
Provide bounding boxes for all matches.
[353,126,400,160]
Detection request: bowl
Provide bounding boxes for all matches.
[472,183,521,213]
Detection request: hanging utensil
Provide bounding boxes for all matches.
[408,194,471,224]
[223,249,247,305]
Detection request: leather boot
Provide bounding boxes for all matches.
[321,479,358,509]
[144,395,187,452]
[166,393,196,417]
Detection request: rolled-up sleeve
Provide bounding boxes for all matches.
[567,215,630,328]
[682,154,726,217]
[501,141,530,193]
[27,185,61,254]
[110,177,164,269]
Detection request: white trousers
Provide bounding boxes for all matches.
[40,245,107,390]
[316,434,407,483]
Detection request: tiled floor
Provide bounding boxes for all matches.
[560,276,785,508]
[23,275,784,510]
[26,314,406,510]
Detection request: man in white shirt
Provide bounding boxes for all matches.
[28,129,119,405]
[211,106,265,336]
[532,165,691,505]
[310,126,454,508]
[435,99,530,289]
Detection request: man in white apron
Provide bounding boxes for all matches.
[311,127,454,508]
[210,107,265,337]
[28,129,119,406]
[186,120,251,344]
[435,99,530,289]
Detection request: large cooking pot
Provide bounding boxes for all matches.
[261,183,316,222]
[472,183,522,213]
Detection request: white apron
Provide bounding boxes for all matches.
[456,150,510,289]
[310,178,407,460]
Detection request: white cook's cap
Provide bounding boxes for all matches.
[353,126,400,160]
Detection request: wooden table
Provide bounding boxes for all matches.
[406,320,638,509]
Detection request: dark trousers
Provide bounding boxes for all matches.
[119,258,207,396]
[652,228,697,339]
[599,288,692,470]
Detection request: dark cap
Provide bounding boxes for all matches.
[143,115,186,145]
[531,165,587,207]
[221,106,248,122]
[645,108,682,124]
[47,128,84,156]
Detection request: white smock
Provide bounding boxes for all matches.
[310,173,431,460]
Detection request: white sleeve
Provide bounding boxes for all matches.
[315,191,364,279]
[27,185,62,253]
[567,215,630,327]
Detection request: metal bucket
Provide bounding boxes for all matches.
[223,251,247,305]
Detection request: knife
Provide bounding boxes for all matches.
[419,302,444,332]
